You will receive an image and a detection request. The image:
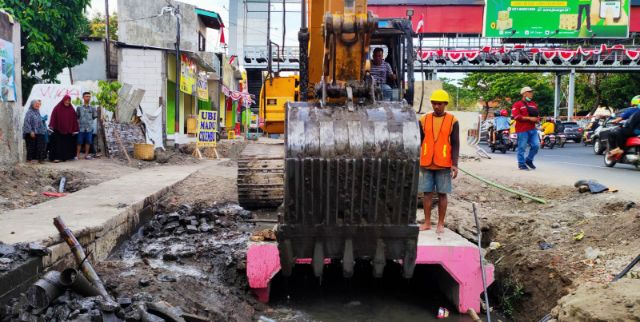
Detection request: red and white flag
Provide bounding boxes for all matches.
[228,55,236,65]
[219,27,226,45]
[415,14,424,34]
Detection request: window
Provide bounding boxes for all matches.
[198,32,206,51]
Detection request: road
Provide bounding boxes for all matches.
[464,141,640,199]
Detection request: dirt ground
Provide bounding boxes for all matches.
[3,138,639,321]
[0,139,246,214]
[440,157,640,321]
[93,151,639,322]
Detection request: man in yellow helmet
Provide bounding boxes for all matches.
[418,89,459,234]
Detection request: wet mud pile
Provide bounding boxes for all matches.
[97,202,261,321]
[1,203,263,322]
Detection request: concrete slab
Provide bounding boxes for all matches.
[246,228,494,313]
[0,163,210,245]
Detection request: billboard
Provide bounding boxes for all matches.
[484,0,630,38]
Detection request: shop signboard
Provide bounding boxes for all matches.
[180,54,197,94]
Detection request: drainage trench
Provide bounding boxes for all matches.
[3,202,507,321]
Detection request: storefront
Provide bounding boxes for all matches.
[166,53,214,139]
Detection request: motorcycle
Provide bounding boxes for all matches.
[555,132,567,148]
[604,135,640,168]
[509,133,517,151]
[539,131,556,149]
[489,129,512,153]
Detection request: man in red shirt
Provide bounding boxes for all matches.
[511,87,540,170]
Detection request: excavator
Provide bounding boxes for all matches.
[238,0,421,278]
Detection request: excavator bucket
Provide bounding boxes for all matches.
[277,101,421,279]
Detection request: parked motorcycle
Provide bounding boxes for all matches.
[604,135,640,168]
[489,129,512,153]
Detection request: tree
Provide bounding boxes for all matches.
[0,0,91,101]
[440,77,476,110]
[86,12,118,40]
[461,72,555,115]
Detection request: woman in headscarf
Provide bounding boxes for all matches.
[48,95,79,162]
[22,99,47,163]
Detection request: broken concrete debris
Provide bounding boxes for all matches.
[1,202,257,322]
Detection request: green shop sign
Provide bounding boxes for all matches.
[484,0,630,38]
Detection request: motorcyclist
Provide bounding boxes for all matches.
[607,97,640,158]
[610,95,640,124]
[541,118,555,136]
[492,109,511,144]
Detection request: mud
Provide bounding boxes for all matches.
[442,164,640,321]
[0,165,90,212]
[97,202,260,321]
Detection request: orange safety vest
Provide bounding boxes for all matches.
[420,113,456,168]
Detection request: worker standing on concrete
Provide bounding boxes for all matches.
[512,86,540,170]
[418,89,459,234]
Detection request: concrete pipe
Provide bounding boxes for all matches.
[60,267,101,297]
[26,270,63,312]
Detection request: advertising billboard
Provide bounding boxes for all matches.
[484,0,630,38]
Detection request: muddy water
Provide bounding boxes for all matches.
[266,263,485,322]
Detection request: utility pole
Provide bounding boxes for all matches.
[175,6,181,134]
[105,0,111,79]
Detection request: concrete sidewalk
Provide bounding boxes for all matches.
[0,162,212,245]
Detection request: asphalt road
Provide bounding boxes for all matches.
[477,141,639,198]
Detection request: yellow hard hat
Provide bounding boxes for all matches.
[430,89,450,103]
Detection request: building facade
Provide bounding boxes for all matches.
[117,0,226,143]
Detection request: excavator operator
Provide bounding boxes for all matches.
[370,47,397,101]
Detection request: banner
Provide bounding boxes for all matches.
[0,39,16,101]
[180,54,196,95]
[24,84,82,126]
[222,85,254,106]
[197,110,218,147]
[484,0,630,38]
[196,72,208,101]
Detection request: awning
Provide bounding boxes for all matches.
[195,8,224,29]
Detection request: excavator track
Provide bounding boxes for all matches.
[237,142,285,210]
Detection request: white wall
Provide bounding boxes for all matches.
[118,48,164,113]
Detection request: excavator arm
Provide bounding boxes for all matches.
[277,0,421,279]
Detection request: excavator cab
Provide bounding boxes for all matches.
[277,3,421,280]
[369,18,415,105]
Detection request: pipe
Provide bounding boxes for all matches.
[60,267,101,297]
[458,167,547,204]
[472,203,491,322]
[612,253,640,282]
[27,270,63,313]
[467,308,482,322]
[53,216,115,303]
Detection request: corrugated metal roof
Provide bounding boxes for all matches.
[369,0,484,5]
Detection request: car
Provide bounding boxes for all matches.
[582,118,605,145]
[561,122,583,143]
[592,117,620,155]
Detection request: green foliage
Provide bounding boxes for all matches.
[498,277,525,318]
[461,72,555,115]
[95,80,121,113]
[441,78,477,111]
[0,0,92,101]
[86,12,118,40]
